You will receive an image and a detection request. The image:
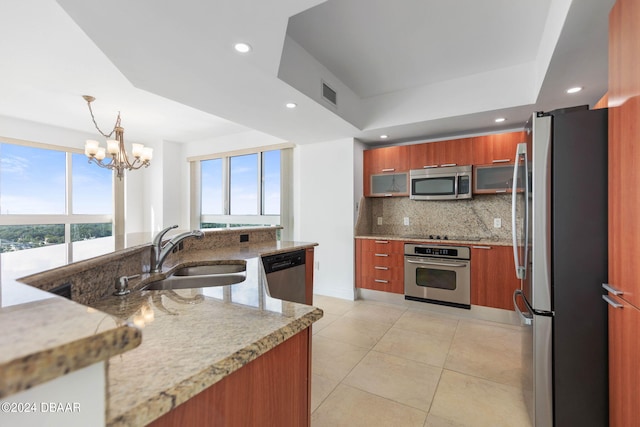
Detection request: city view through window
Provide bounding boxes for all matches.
[0,142,113,252]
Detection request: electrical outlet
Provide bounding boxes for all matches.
[494,218,502,228]
[377,217,383,225]
[404,217,410,226]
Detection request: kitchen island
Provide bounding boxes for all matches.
[0,227,321,426]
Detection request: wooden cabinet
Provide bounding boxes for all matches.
[472,131,527,165]
[607,0,640,425]
[355,239,404,294]
[470,245,520,310]
[607,295,640,426]
[608,0,640,309]
[148,327,311,427]
[473,164,526,194]
[363,146,409,197]
[408,138,472,170]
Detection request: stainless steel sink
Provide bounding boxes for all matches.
[143,261,247,290]
[173,263,246,276]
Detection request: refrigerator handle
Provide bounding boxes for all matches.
[513,290,533,325]
[602,295,623,309]
[511,143,528,280]
[515,288,555,317]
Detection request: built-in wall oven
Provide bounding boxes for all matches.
[404,243,471,309]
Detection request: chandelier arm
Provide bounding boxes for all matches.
[86,100,119,138]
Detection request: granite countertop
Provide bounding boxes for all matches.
[0,281,141,399]
[355,234,512,246]
[0,235,322,427]
[89,241,322,427]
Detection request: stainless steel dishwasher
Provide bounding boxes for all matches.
[262,250,306,304]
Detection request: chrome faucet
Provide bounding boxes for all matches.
[150,225,204,273]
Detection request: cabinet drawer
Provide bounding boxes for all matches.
[360,239,404,254]
[360,263,403,281]
[361,254,402,269]
[359,276,404,294]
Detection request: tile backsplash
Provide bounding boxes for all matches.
[357,194,518,242]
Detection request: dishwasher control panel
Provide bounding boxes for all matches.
[262,250,306,274]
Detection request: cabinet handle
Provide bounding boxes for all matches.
[374,279,389,283]
[384,193,393,197]
[374,240,389,244]
[495,189,508,193]
[381,168,395,172]
[602,283,623,296]
[374,253,389,257]
[472,246,492,249]
[441,163,457,167]
[374,266,389,270]
[492,159,510,163]
[423,165,438,169]
[602,295,623,309]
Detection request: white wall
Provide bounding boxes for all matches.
[294,138,357,300]
[0,115,92,150]
[0,362,105,427]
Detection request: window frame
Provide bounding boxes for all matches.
[189,143,293,239]
[0,137,117,250]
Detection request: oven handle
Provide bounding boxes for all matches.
[406,258,468,268]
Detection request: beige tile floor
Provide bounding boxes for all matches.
[311,295,532,427]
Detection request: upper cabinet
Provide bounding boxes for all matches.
[363,146,409,197]
[472,131,527,165]
[363,131,529,198]
[409,138,473,169]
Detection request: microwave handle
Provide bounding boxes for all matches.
[454,173,459,198]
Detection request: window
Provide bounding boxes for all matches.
[262,150,280,215]
[0,144,66,214]
[230,153,259,215]
[194,146,292,238]
[0,140,114,253]
[201,158,223,215]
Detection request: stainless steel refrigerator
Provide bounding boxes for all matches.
[511,107,608,427]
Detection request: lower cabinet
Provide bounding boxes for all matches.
[147,328,311,427]
[607,295,640,426]
[355,239,519,309]
[470,245,519,310]
[355,239,404,294]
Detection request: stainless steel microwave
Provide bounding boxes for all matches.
[409,165,472,200]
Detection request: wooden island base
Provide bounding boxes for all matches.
[148,328,311,427]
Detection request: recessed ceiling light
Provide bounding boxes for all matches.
[380,134,388,139]
[234,42,252,53]
[495,117,506,123]
[285,102,297,109]
[567,86,582,94]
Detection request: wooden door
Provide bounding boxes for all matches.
[470,245,520,310]
[608,0,640,425]
[472,131,526,165]
[607,295,640,426]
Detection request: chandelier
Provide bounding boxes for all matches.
[82,95,152,180]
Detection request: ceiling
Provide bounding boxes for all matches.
[0,0,614,147]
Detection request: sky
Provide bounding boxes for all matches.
[0,142,112,215]
[1,142,279,220]
[201,150,280,216]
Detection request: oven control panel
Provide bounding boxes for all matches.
[404,244,470,260]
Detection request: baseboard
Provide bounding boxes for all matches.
[356,288,521,326]
[313,286,356,301]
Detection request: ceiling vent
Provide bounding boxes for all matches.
[321,81,337,106]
